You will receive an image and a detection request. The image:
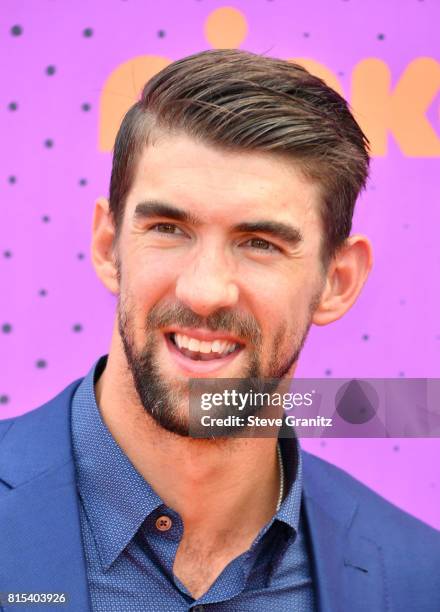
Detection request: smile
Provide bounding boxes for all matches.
[164,331,245,374]
[169,332,240,360]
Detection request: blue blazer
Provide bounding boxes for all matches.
[1,379,440,611]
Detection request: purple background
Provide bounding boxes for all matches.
[1,0,439,528]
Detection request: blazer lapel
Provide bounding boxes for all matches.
[302,453,386,612]
[0,381,91,611]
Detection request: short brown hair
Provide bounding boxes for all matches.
[109,49,369,265]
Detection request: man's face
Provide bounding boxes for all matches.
[114,133,326,436]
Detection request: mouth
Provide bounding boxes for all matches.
[164,331,245,374]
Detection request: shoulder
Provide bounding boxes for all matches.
[0,379,83,486]
[303,449,440,558]
[0,378,83,431]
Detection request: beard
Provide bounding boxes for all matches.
[118,296,318,438]
[118,295,319,437]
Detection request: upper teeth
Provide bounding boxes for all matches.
[174,333,237,355]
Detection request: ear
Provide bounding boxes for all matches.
[312,235,373,325]
[90,197,119,295]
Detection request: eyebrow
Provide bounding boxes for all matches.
[133,200,303,247]
[234,220,303,247]
[134,201,201,226]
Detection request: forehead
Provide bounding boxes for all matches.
[126,133,322,229]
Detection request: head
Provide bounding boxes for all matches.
[92,49,373,437]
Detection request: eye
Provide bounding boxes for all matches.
[243,237,281,253]
[151,223,185,235]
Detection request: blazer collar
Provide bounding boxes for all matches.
[0,379,92,611]
[302,452,386,612]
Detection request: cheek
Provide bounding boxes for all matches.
[242,267,309,323]
[245,275,318,350]
[122,248,178,302]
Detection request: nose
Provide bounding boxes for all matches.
[175,248,239,317]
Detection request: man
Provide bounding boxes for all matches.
[1,49,439,611]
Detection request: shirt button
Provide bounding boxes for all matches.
[192,607,204,612]
[155,515,172,531]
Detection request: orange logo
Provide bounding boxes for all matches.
[99,7,440,157]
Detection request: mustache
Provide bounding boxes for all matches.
[145,301,262,347]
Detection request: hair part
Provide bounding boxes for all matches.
[109,49,370,265]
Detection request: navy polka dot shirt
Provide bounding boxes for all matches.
[71,356,315,611]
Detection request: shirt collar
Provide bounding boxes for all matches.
[71,355,163,571]
[71,356,303,569]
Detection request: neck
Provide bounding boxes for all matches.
[95,349,280,542]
